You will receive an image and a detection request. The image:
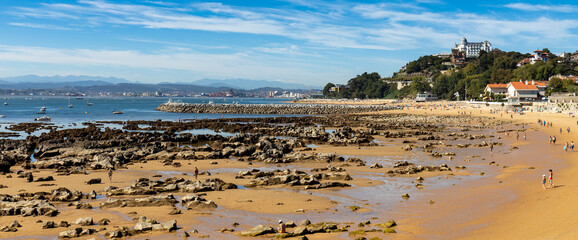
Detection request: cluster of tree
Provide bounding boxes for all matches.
[323,49,578,100]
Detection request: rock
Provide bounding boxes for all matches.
[293,226,309,235]
[298,219,311,226]
[72,217,93,226]
[240,225,275,236]
[134,221,153,231]
[98,218,110,225]
[88,190,97,199]
[0,226,18,232]
[401,193,410,199]
[169,208,181,215]
[42,221,55,229]
[10,220,21,228]
[86,178,101,185]
[58,228,82,238]
[186,200,217,210]
[59,221,70,227]
[35,176,54,182]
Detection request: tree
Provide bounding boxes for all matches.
[323,83,336,97]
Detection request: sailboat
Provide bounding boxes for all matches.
[68,98,74,108]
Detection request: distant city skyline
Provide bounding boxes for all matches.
[0,0,577,85]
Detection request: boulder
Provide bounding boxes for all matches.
[240,225,275,236]
[72,217,93,226]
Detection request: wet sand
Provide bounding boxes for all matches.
[1,101,574,239]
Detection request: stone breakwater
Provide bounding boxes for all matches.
[155,102,396,115]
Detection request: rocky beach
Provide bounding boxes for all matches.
[0,100,574,239]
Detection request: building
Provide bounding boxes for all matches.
[453,37,492,58]
[517,50,550,67]
[484,83,508,95]
[507,81,539,100]
[416,92,437,102]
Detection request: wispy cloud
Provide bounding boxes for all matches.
[504,3,578,13]
[9,22,76,30]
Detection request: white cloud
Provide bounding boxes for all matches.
[9,22,76,30]
[504,3,578,13]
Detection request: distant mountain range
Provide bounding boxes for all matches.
[189,79,321,90]
[0,75,320,91]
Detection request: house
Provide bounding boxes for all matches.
[524,80,548,97]
[507,81,539,100]
[517,50,550,67]
[484,83,508,95]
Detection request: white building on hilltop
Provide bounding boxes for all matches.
[453,37,492,58]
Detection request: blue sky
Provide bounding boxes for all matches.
[0,0,577,86]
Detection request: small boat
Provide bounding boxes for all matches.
[37,107,46,114]
[0,114,5,118]
[68,98,73,108]
[112,110,123,114]
[35,116,51,121]
[3,102,7,105]
[87,102,93,106]
[75,97,84,100]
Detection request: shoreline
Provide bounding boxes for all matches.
[0,100,574,239]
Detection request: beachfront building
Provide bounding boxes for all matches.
[484,84,508,95]
[517,50,550,67]
[507,81,539,101]
[416,92,437,102]
[453,37,492,58]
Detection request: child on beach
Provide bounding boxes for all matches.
[194,166,199,180]
[549,169,554,188]
[571,141,575,151]
[564,142,568,151]
[542,175,547,189]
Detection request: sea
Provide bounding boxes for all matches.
[0,96,294,138]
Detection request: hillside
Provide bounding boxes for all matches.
[323,49,578,100]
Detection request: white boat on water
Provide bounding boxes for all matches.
[0,114,5,118]
[37,106,46,114]
[112,110,123,114]
[35,116,51,121]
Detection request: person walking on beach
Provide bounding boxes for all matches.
[549,169,554,188]
[108,169,113,182]
[568,127,571,134]
[542,175,547,189]
[549,136,552,144]
[560,128,562,134]
[571,141,575,151]
[490,145,493,152]
[194,166,199,180]
[516,132,519,140]
[553,136,557,144]
[524,133,527,141]
[564,142,568,151]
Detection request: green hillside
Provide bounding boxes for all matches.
[323,49,578,100]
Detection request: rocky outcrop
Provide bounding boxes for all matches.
[100,194,178,209]
[388,164,452,174]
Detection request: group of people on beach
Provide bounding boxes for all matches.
[538,119,553,127]
[542,169,554,189]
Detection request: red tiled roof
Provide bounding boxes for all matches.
[509,82,538,90]
[487,84,508,88]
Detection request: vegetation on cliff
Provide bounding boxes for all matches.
[323,49,578,100]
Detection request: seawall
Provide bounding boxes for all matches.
[155,102,396,115]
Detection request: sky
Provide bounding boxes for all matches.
[0,0,577,86]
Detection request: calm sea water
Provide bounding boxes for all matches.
[0,96,293,125]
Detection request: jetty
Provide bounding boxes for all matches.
[155,102,396,115]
